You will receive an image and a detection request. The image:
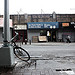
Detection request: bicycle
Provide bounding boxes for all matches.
[9,32,30,62]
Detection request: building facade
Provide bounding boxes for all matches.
[27,22,59,42]
[27,22,75,42]
[0,13,75,42]
[58,22,75,42]
[10,14,75,42]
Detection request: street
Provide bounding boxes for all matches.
[21,43,75,75]
[22,43,75,58]
[0,42,75,75]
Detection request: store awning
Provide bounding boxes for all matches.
[27,22,59,29]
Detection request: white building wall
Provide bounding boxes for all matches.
[28,30,40,42]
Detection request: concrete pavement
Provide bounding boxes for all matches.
[30,42,75,46]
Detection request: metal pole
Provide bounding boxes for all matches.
[17,11,19,24]
[0,0,15,67]
[3,0,10,47]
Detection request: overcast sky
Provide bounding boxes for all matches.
[0,0,75,15]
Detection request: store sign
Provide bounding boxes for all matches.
[28,23,43,29]
[14,25,27,30]
[27,22,58,29]
[62,23,69,27]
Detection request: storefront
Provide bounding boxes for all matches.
[0,18,13,43]
[13,24,27,42]
[57,22,75,42]
[27,22,59,42]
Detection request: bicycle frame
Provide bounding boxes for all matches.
[10,32,18,42]
[9,31,30,61]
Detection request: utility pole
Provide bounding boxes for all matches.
[17,8,23,24]
[17,11,20,24]
[0,0,15,67]
[52,11,57,22]
[41,9,45,22]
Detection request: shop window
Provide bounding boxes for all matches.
[40,30,46,36]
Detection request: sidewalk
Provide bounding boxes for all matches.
[1,58,75,75]
[28,42,75,46]
[1,42,75,46]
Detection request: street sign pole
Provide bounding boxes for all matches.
[0,0,15,67]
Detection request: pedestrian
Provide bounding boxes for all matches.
[20,34,23,44]
[25,39,27,44]
[66,35,71,43]
[53,35,55,42]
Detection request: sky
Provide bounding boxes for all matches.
[0,0,75,15]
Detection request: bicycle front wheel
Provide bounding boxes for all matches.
[14,47,30,62]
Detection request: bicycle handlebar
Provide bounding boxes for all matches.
[10,31,18,42]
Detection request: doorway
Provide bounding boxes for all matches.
[52,30,56,42]
[13,30,27,42]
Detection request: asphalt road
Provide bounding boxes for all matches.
[20,43,75,75]
[22,43,75,58]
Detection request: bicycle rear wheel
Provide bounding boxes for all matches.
[14,47,30,61]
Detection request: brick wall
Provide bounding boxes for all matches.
[1,14,75,25]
